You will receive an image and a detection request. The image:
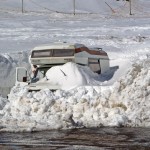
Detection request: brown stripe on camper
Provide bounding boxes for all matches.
[75,47,108,56]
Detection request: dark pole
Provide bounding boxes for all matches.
[22,0,24,13]
[73,0,75,15]
[129,0,132,15]
[116,0,132,15]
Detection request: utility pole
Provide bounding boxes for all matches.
[116,0,132,15]
[73,0,75,15]
[129,0,132,15]
[22,0,24,13]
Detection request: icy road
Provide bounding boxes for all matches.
[0,128,150,150]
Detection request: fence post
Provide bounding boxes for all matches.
[22,0,24,13]
[73,0,75,15]
[129,0,132,15]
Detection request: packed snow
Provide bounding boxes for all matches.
[0,0,150,131]
[45,62,102,90]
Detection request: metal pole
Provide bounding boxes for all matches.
[22,0,24,13]
[129,0,132,15]
[73,0,75,15]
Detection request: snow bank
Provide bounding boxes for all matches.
[45,62,101,90]
[0,59,149,132]
[110,59,150,127]
[0,52,30,97]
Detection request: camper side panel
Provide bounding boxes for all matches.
[100,59,109,74]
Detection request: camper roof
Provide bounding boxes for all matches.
[32,42,85,51]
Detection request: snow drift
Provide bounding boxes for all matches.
[0,59,149,132]
[45,62,101,90]
[0,52,29,97]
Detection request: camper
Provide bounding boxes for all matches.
[16,42,109,91]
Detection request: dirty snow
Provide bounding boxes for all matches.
[0,59,149,131]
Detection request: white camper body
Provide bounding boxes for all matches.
[16,43,109,91]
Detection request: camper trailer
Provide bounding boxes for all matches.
[16,42,109,91]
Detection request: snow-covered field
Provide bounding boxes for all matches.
[0,0,150,131]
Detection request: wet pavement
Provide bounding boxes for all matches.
[0,127,150,150]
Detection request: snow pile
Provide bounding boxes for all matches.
[0,54,15,86]
[0,52,30,97]
[0,97,8,110]
[110,59,150,127]
[0,59,149,132]
[45,62,100,90]
[0,85,117,132]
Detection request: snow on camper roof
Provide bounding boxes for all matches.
[32,43,85,51]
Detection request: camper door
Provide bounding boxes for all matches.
[16,67,29,85]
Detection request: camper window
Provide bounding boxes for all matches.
[88,59,101,74]
[32,50,52,58]
[53,49,74,57]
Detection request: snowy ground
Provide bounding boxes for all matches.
[0,1,150,131]
[0,11,150,95]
